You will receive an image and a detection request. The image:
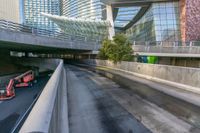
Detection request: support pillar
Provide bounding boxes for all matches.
[25,52,29,57]
[106,5,115,40]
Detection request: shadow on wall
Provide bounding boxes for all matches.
[0,57,31,76]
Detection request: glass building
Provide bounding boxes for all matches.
[114,7,141,28]
[29,0,181,42]
[61,0,104,20]
[125,2,180,42]
[23,0,61,31]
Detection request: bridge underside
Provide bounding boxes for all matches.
[0,40,90,54]
[0,28,98,54]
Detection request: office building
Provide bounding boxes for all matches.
[23,0,61,31]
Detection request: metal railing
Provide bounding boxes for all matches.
[0,19,101,43]
[132,41,200,47]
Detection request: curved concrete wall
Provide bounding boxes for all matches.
[84,59,200,93]
[19,59,69,133]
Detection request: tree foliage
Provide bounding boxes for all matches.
[98,34,133,63]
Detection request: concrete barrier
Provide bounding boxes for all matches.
[19,60,69,133]
[83,59,200,93]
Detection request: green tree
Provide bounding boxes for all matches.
[98,39,111,60]
[98,34,133,63]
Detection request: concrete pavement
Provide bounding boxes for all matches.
[66,65,151,133]
[66,65,200,133]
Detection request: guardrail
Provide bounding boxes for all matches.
[0,19,101,43]
[19,60,69,133]
[131,41,200,55]
[132,41,200,47]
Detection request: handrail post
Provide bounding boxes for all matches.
[190,41,193,47]
[6,20,9,29]
[133,41,136,46]
[32,28,34,35]
[173,42,176,47]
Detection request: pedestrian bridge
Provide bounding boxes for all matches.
[0,20,101,53]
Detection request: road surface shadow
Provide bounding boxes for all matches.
[0,113,20,133]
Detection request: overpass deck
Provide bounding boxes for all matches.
[0,19,100,53]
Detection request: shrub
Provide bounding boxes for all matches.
[98,34,133,63]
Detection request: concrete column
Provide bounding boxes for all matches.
[106,5,115,40]
[25,52,29,57]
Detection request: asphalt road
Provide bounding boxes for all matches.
[67,65,151,133]
[67,65,199,133]
[0,75,50,133]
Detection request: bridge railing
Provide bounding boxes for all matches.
[132,41,200,47]
[131,41,200,54]
[19,59,69,133]
[0,19,101,44]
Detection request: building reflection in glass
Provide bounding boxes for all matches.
[126,2,180,42]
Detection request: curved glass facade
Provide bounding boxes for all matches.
[24,0,61,31]
[42,13,110,39]
[114,7,141,28]
[62,0,104,20]
[126,2,180,42]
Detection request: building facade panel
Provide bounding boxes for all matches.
[179,0,186,42]
[125,1,181,42]
[62,0,104,20]
[24,0,61,31]
[185,0,200,41]
[0,0,20,23]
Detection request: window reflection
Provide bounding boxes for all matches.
[24,0,60,31]
[126,2,180,42]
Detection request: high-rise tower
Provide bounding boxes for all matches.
[0,0,21,23]
[61,0,104,20]
[24,0,61,31]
